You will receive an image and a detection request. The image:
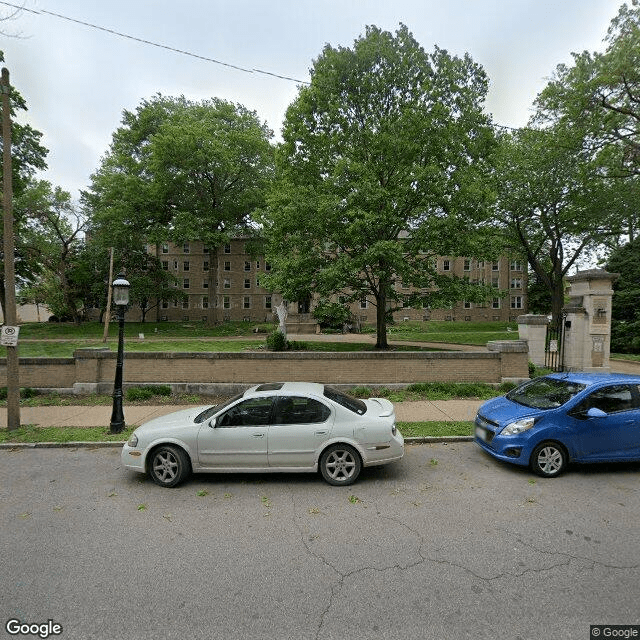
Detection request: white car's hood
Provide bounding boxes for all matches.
[137,406,211,434]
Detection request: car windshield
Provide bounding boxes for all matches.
[506,377,587,410]
[194,392,244,423]
[323,386,367,415]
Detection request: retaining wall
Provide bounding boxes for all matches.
[0,341,529,394]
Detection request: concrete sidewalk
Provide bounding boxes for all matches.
[1,399,482,429]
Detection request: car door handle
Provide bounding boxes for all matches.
[251,433,265,438]
[315,430,327,435]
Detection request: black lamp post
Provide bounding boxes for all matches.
[109,274,130,434]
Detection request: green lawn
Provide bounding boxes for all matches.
[8,319,521,357]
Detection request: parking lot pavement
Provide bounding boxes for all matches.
[1,442,638,640]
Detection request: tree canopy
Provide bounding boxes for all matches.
[262,25,496,348]
[84,95,274,253]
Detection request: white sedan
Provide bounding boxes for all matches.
[122,382,404,487]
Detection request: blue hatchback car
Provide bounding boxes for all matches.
[474,373,640,477]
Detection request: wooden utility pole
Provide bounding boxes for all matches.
[1,67,20,430]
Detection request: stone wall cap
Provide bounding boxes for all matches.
[486,340,529,353]
[516,314,550,325]
[566,269,619,283]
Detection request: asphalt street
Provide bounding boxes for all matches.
[1,442,639,640]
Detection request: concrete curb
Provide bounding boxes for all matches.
[0,436,474,450]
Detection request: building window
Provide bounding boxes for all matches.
[360,295,368,309]
[224,261,231,271]
[510,278,522,289]
[173,260,178,270]
[464,259,471,271]
[202,297,209,309]
[510,260,523,271]
[265,262,271,272]
[244,261,251,271]
[183,242,190,254]
[183,279,190,289]
[463,301,471,309]
[161,300,169,309]
[224,244,231,254]
[243,296,251,309]
[224,279,230,289]
[265,296,272,309]
[492,298,501,309]
[223,296,230,309]
[161,244,169,254]
[443,259,451,271]
[511,296,523,309]
[162,261,168,271]
[203,261,209,272]
[244,278,251,289]
[182,300,189,309]
[183,261,190,272]
[256,261,260,269]
[202,281,208,289]
[492,262,499,271]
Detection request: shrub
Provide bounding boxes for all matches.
[313,301,352,330]
[266,330,287,351]
[126,385,172,401]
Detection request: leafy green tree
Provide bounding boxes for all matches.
[492,125,617,324]
[84,95,274,273]
[16,182,87,322]
[606,236,640,352]
[262,25,496,348]
[534,2,640,241]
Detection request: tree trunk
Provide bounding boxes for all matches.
[375,288,389,349]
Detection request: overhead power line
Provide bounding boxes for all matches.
[0,1,309,84]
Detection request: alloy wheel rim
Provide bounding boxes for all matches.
[325,450,356,481]
[153,451,178,482]
[538,446,562,474]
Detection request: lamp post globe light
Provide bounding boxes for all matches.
[110,274,130,434]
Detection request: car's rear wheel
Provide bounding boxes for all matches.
[320,444,361,486]
[148,445,191,487]
[530,442,567,478]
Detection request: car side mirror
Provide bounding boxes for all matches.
[586,407,608,419]
[208,417,217,428]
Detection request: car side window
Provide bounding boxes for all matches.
[272,396,331,425]
[575,385,636,416]
[217,397,273,427]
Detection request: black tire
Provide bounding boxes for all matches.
[530,442,567,478]
[319,444,362,486]
[148,445,191,488]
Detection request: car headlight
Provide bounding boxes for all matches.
[127,433,139,447]
[501,417,536,436]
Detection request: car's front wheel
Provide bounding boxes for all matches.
[320,444,362,486]
[148,445,191,487]
[530,442,567,478]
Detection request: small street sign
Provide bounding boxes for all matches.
[1,325,20,346]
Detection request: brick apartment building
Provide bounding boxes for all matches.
[144,238,527,326]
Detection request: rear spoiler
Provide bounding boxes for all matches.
[369,398,394,417]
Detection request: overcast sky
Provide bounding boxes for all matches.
[1,0,623,200]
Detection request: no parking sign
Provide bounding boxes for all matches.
[1,325,20,346]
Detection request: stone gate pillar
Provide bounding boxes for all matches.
[562,269,618,373]
[517,314,550,367]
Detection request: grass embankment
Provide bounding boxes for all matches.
[13,320,519,357]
